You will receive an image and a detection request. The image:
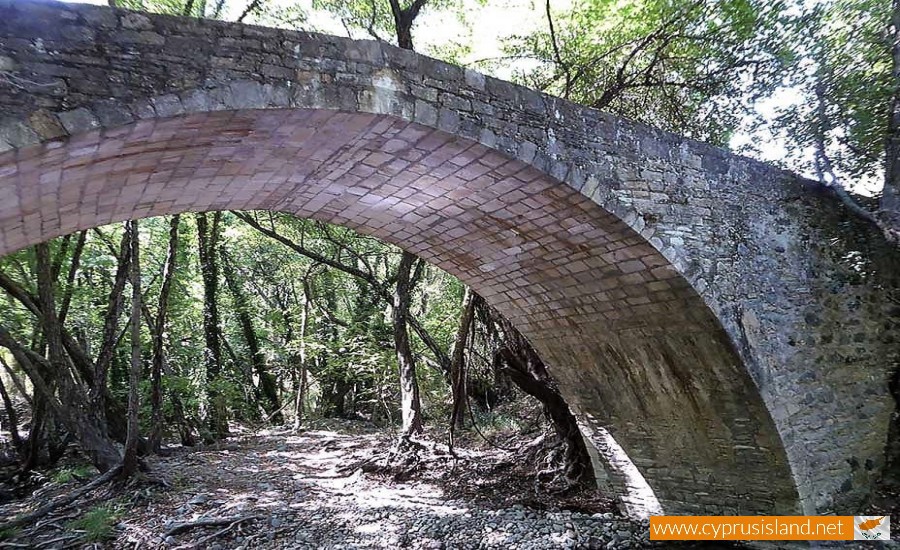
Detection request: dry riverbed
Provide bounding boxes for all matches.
[1,422,738,549]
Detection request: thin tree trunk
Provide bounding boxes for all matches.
[197,213,228,440]
[293,278,311,431]
[32,244,61,472]
[449,286,474,447]
[389,12,427,439]
[496,349,594,487]
[23,402,45,470]
[881,0,900,230]
[393,251,423,437]
[93,227,132,432]
[4,339,45,470]
[58,231,87,325]
[388,0,427,51]
[149,215,179,453]
[221,247,282,423]
[122,220,142,477]
[0,355,31,408]
[0,355,30,464]
[0,370,24,455]
[50,234,72,283]
[1,350,39,469]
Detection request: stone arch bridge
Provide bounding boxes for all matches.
[0,0,897,517]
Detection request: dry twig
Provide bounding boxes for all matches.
[163,515,263,538]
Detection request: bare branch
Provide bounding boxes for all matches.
[237,0,262,23]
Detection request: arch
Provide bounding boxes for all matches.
[0,106,800,514]
[3,0,898,515]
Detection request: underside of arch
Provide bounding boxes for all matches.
[0,108,800,514]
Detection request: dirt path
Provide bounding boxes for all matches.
[1,426,664,549]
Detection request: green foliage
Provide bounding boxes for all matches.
[498,0,790,145]
[117,0,228,18]
[68,505,122,542]
[0,206,472,436]
[50,464,97,484]
[309,0,481,44]
[469,399,541,439]
[767,0,893,190]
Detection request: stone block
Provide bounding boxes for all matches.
[0,118,39,147]
[56,107,99,134]
[414,100,437,127]
[27,109,66,140]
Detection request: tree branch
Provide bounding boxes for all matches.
[233,211,452,372]
[544,0,571,99]
[237,0,262,23]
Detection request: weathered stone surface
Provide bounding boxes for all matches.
[0,55,16,71]
[55,107,99,134]
[26,109,66,140]
[0,0,897,517]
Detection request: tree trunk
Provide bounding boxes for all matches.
[31,244,120,472]
[122,220,142,477]
[197,213,228,440]
[293,279,311,431]
[388,0,427,51]
[6,345,46,471]
[58,230,87,325]
[449,286,474,443]
[221,247,282,423]
[495,348,594,487]
[881,0,900,230]
[388,14,426,439]
[0,370,24,455]
[93,227,132,433]
[0,267,137,449]
[22,398,45,471]
[32,244,61,472]
[0,356,32,465]
[0,356,31,408]
[149,215,179,453]
[393,251,423,437]
[475,295,594,487]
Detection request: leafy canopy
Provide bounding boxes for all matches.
[497,0,791,145]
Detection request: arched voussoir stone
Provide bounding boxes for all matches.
[1,0,898,515]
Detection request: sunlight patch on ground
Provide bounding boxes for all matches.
[577,418,663,520]
[354,521,389,534]
[342,485,462,513]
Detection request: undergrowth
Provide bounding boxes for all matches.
[67,504,122,542]
[51,464,97,484]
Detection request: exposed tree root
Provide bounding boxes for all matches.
[338,435,456,482]
[163,515,263,538]
[33,534,79,548]
[0,464,121,532]
[186,516,260,548]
